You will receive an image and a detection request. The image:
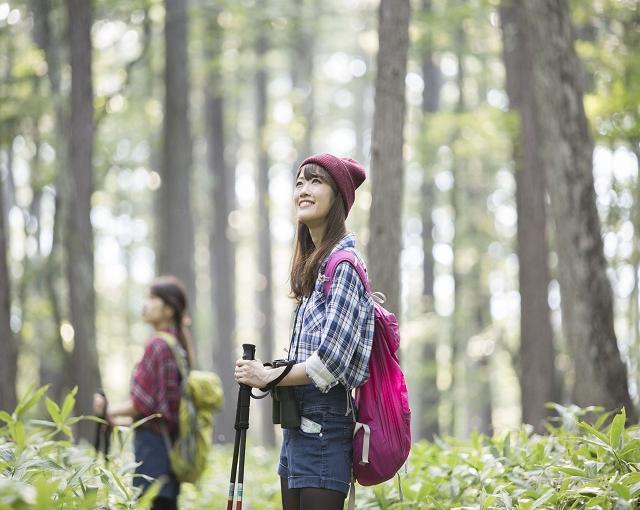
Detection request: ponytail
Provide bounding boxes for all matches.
[150,275,197,369]
[175,316,196,369]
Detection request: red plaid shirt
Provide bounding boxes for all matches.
[131,331,181,433]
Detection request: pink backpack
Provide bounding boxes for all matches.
[323,250,411,486]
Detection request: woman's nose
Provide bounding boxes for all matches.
[299,181,311,194]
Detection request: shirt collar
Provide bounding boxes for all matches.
[321,232,357,270]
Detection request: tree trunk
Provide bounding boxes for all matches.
[464,271,493,437]
[0,147,17,413]
[521,0,636,420]
[500,1,558,433]
[32,0,73,402]
[290,0,315,164]
[255,32,276,447]
[368,0,411,317]
[205,10,237,444]
[66,0,101,440]
[418,0,441,441]
[157,0,195,309]
[630,142,640,400]
[448,24,467,438]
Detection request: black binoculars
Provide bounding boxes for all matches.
[269,359,301,429]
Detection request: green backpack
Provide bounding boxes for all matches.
[156,331,224,483]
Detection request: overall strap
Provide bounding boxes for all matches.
[322,250,371,297]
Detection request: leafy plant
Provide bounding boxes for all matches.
[0,385,160,510]
[3,391,640,509]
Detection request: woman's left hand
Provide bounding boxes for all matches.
[234,359,271,388]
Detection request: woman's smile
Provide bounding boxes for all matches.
[294,175,334,225]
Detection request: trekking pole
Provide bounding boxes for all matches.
[227,343,256,510]
[93,390,111,460]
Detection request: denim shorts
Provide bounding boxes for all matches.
[278,384,354,495]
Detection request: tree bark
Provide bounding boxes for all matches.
[255,31,276,447]
[418,0,441,441]
[521,0,635,420]
[157,0,195,309]
[31,0,73,402]
[205,9,237,444]
[290,0,315,164]
[500,1,558,433]
[66,0,101,439]
[630,143,640,400]
[0,147,17,413]
[448,23,467,438]
[368,0,411,317]
[464,272,493,437]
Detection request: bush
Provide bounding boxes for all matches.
[0,385,161,510]
[3,388,640,509]
[356,404,640,509]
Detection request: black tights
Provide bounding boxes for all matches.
[280,477,346,510]
[151,496,177,510]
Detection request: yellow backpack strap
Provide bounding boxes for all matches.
[155,331,189,379]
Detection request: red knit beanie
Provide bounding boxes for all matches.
[298,153,366,216]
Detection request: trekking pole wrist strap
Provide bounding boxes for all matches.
[261,361,295,391]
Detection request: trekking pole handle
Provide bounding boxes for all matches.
[235,344,256,431]
[242,344,255,361]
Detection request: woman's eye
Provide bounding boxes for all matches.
[312,178,321,184]
[295,180,303,187]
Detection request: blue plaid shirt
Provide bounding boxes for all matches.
[289,233,375,392]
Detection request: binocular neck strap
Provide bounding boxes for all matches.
[261,361,295,392]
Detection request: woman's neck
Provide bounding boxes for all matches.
[307,222,326,247]
[153,320,175,332]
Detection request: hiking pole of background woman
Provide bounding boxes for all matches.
[227,343,256,510]
[93,390,111,460]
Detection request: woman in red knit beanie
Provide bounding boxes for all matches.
[235,154,374,510]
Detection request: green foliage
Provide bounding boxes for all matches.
[0,385,160,510]
[4,390,640,509]
[187,404,640,509]
[354,404,640,509]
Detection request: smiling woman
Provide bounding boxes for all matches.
[235,153,373,510]
[294,165,337,238]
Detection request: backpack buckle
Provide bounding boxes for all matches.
[371,291,386,304]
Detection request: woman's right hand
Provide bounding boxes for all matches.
[93,393,107,417]
[234,358,273,388]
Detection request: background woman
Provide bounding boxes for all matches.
[93,275,195,510]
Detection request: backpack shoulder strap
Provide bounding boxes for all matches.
[322,250,371,297]
[155,331,189,379]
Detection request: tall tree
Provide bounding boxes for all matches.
[520,0,635,420]
[448,21,467,438]
[368,0,411,316]
[0,149,17,412]
[448,15,493,437]
[205,7,236,443]
[290,0,315,163]
[418,0,442,441]
[255,29,276,446]
[32,0,73,403]
[157,0,195,308]
[66,0,101,439]
[500,1,558,433]
[463,271,493,437]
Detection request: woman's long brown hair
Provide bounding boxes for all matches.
[290,164,347,301]
[150,275,196,369]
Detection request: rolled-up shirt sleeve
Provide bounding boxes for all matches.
[305,262,374,392]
